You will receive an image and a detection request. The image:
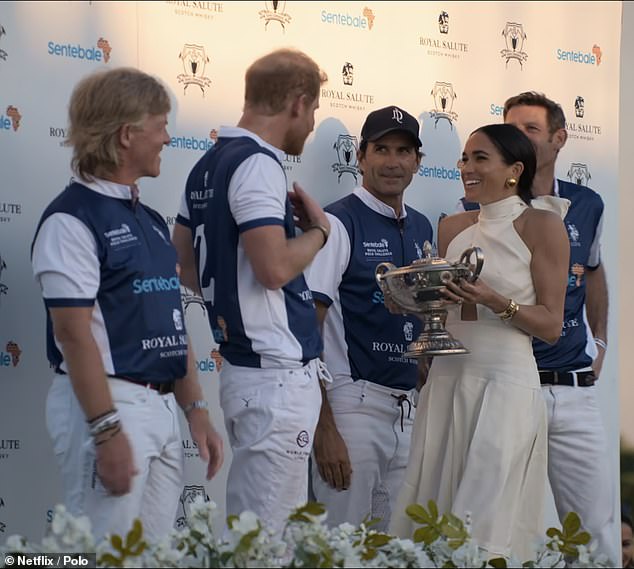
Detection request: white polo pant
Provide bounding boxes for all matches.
[46,376,183,543]
[542,384,618,564]
[311,380,416,532]
[219,360,322,534]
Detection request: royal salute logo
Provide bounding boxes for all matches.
[331,134,360,183]
[419,11,468,60]
[321,62,374,112]
[166,1,224,21]
[0,439,21,460]
[430,82,458,129]
[177,44,212,96]
[501,22,528,69]
[567,163,592,186]
[0,255,7,306]
[342,61,354,86]
[176,485,209,528]
[403,321,414,342]
[260,1,291,31]
[0,25,7,62]
[567,98,601,142]
[282,153,301,173]
[438,11,449,34]
[574,96,585,119]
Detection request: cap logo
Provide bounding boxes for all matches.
[391,108,403,124]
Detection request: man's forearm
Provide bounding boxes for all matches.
[173,339,205,410]
[585,263,609,341]
[61,335,114,421]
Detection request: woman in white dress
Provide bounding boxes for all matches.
[390,124,570,560]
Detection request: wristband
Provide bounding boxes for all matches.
[89,412,120,437]
[594,337,607,350]
[87,408,117,425]
[184,399,209,415]
[307,224,329,249]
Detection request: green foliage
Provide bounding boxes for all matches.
[97,518,146,567]
[406,500,469,550]
[545,511,591,557]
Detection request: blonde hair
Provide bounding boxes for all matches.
[244,48,327,115]
[66,67,170,180]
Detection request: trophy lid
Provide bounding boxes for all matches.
[409,240,454,268]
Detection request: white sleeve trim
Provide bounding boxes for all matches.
[32,213,100,300]
[304,213,351,304]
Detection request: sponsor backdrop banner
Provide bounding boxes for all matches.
[0,0,622,543]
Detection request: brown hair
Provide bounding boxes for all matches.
[66,67,170,180]
[244,48,327,115]
[503,91,566,134]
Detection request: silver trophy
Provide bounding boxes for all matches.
[375,242,484,356]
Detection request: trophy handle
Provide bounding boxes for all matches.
[459,247,484,282]
[375,262,397,287]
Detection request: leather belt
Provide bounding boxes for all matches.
[539,370,596,387]
[109,375,174,394]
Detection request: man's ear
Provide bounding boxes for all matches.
[553,127,567,152]
[119,124,133,149]
[289,93,308,118]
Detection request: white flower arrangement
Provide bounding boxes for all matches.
[0,500,613,568]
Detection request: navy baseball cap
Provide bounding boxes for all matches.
[361,106,422,147]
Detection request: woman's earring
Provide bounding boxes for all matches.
[505,177,518,188]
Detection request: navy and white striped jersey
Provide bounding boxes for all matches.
[305,187,433,391]
[32,178,188,383]
[177,127,321,369]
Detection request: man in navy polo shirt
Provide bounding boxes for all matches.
[306,106,433,530]
[459,91,616,561]
[172,49,331,533]
[31,68,223,542]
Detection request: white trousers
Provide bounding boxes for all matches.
[311,380,416,532]
[219,360,322,534]
[543,385,618,563]
[46,376,183,543]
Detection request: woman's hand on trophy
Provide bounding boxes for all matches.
[443,277,506,311]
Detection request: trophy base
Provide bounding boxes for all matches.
[404,333,470,357]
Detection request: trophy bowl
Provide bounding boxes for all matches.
[375,243,484,357]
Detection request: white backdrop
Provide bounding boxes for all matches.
[0,0,623,543]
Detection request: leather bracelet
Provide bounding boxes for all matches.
[594,337,607,350]
[87,408,117,425]
[495,299,519,321]
[307,223,329,249]
[94,425,121,446]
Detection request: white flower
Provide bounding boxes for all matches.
[231,510,260,534]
